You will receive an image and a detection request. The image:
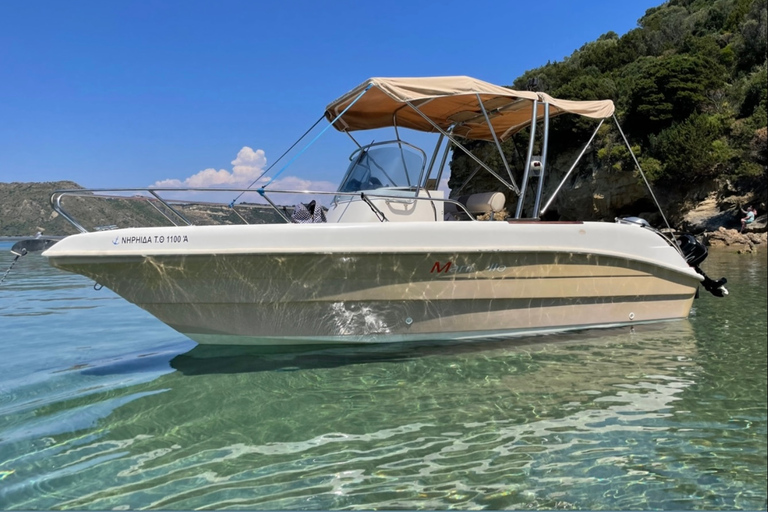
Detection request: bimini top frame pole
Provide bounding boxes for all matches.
[476,93,517,191]
[540,118,604,216]
[515,99,539,218]
[403,99,520,195]
[531,103,551,217]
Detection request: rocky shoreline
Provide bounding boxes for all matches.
[680,192,766,254]
[701,226,767,254]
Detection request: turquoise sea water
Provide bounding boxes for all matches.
[0,241,766,510]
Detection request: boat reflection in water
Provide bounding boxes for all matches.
[56,320,708,510]
[168,320,698,377]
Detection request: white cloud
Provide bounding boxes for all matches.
[267,175,336,192]
[437,176,451,197]
[231,146,268,182]
[257,176,338,208]
[150,146,338,207]
[153,147,268,188]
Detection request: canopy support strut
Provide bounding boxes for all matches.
[540,118,604,216]
[258,83,374,194]
[515,100,539,218]
[476,94,518,192]
[404,100,520,195]
[613,114,673,231]
[532,103,551,217]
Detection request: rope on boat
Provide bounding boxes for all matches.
[229,114,327,207]
[257,83,374,194]
[360,193,388,222]
[612,114,673,232]
[0,248,27,286]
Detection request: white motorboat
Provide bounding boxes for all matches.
[42,76,727,345]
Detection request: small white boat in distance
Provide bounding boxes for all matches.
[43,76,727,345]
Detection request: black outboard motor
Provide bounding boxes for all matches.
[677,233,708,267]
[618,216,727,298]
[676,233,728,297]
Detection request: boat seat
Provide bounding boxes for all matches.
[445,192,506,218]
[460,192,505,213]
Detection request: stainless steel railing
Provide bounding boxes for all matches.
[50,187,477,233]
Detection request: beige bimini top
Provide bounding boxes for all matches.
[324,76,614,141]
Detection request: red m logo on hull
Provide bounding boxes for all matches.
[430,261,452,273]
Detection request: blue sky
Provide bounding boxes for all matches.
[1,0,662,193]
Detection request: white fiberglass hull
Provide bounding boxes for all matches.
[43,221,702,345]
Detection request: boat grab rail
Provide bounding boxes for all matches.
[50,187,479,233]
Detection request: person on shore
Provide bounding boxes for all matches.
[740,205,755,233]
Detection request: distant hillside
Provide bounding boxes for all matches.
[0,182,289,236]
[1,181,83,236]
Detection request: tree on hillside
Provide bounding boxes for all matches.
[452,0,767,204]
[621,54,728,136]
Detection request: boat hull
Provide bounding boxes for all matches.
[44,222,701,345]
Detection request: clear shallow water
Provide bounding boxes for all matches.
[0,242,765,510]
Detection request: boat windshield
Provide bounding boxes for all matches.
[337,142,425,194]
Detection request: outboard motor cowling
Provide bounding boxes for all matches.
[676,233,708,267]
[675,233,728,298]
